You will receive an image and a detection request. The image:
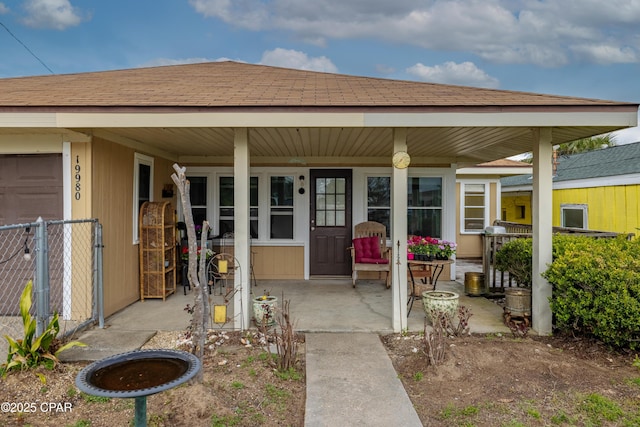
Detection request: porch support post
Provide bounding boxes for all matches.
[531,128,553,335]
[234,128,251,330]
[391,128,409,332]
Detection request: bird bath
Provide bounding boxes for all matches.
[76,349,201,427]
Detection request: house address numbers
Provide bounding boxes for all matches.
[74,155,81,200]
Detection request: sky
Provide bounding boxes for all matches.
[1,0,640,144]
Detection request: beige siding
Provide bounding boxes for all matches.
[93,139,138,316]
[92,140,177,316]
[252,246,304,279]
[214,246,305,280]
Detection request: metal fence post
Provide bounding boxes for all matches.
[94,222,105,328]
[34,217,50,336]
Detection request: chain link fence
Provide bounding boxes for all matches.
[0,219,103,360]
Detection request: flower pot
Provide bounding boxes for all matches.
[464,272,486,296]
[253,296,278,326]
[504,288,531,317]
[422,290,459,324]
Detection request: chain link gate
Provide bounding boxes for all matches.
[0,218,103,360]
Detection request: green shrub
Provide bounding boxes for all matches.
[543,237,640,349]
[495,238,533,287]
[1,281,85,375]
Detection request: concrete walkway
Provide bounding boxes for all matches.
[305,333,422,426]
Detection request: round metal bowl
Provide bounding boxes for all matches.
[75,349,201,399]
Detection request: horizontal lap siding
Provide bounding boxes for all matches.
[93,139,139,316]
[554,185,639,234]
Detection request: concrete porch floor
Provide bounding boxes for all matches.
[104,259,510,335]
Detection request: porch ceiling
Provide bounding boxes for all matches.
[84,123,625,166]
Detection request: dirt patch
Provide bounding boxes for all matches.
[1,330,639,426]
[381,332,640,426]
[0,331,306,427]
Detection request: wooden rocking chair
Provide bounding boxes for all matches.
[349,221,391,288]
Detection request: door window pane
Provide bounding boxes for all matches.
[315,177,346,227]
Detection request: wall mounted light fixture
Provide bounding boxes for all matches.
[298,175,305,194]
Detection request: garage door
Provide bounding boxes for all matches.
[0,154,63,316]
[0,154,63,225]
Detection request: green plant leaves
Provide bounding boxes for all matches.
[1,280,86,375]
[544,236,640,349]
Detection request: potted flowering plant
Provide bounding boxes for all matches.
[435,239,457,260]
[408,236,437,260]
[181,245,213,262]
[408,236,456,260]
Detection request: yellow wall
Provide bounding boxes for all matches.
[502,184,640,234]
[553,185,640,234]
[501,193,533,224]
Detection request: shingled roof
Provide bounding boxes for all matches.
[0,61,634,110]
[501,142,640,187]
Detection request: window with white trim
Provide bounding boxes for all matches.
[367,176,391,234]
[408,177,443,238]
[561,204,588,229]
[187,176,207,228]
[461,182,488,233]
[219,176,259,238]
[133,153,153,243]
[270,175,294,239]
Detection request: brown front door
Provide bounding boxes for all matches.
[309,169,352,276]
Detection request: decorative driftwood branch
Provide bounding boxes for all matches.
[171,163,210,382]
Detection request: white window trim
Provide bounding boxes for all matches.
[178,167,305,245]
[459,181,490,235]
[560,203,588,229]
[132,153,154,244]
[267,172,297,242]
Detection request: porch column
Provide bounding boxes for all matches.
[531,128,553,335]
[391,128,409,332]
[234,128,251,330]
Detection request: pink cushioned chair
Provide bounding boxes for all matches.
[349,221,390,288]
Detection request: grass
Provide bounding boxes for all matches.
[80,393,111,404]
[275,367,302,381]
[579,393,624,423]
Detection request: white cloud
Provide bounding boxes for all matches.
[0,3,9,14]
[21,0,86,30]
[407,61,500,89]
[571,44,638,64]
[259,48,338,73]
[189,0,640,67]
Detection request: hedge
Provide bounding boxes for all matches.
[496,235,640,349]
